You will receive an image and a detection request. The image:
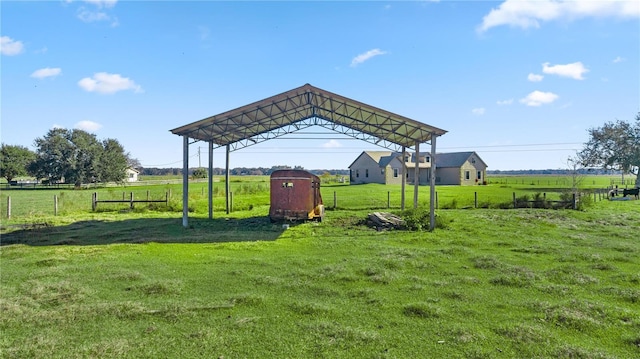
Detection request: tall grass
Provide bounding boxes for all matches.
[0,174,617,220]
[1,201,639,358]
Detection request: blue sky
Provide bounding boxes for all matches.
[2,0,639,171]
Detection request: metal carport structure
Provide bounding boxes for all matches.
[170,83,447,229]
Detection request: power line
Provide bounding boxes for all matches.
[140,142,583,167]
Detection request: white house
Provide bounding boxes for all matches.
[348,151,487,186]
[125,168,140,182]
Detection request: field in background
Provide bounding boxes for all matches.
[0,174,625,220]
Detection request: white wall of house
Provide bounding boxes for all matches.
[384,158,405,185]
[437,167,462,185]
[126,168,139,182]
[350,154,382,184]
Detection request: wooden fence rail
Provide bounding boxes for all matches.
[92,192,169,211]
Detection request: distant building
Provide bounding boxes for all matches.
[348,151,487,186]
[125,168,140,182]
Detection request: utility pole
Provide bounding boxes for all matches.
[198,147,201,168]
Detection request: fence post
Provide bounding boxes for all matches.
[230,192,233,212]
[165,192,169,205]
[92,192,97,211]
[333,191,337,209]
[474,192,478,208]
[513,192,517,209]
[122,192,125,201]
[54,195,58,216]
[168,188,172,199]
[130,192,134,209]
[387,191,390,209]
[572,193,577,210]
[435,191,438,209]
[7,196,11,219]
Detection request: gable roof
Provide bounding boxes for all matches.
[349,151,488,169]
[171,84,447,151]
[436,152,487,168]
[348,151,392,169]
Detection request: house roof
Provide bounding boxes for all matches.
[349,150,488,169]
[436,152,487,168]
[170,84,447,151]
[347,151,391,169]
[349,151,429,169]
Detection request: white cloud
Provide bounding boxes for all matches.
[350,48,388,67]
[75,120,103,132]
[1,36,25,56]
[613,56,626,63]
[31,67,62,79]
[78,72,143,94]
[76,0,118,26]
[321,140,342,148]
[478,0,640,32]
[77,7,110,22]
[542,62,588,80]
[520,90,559,106]
[83,0,117,8]
[472,108,486,116]
[198,26,210,41]
[497,99,513,105]
[527,73,544,82]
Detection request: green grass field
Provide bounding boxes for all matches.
[1,175,639,358]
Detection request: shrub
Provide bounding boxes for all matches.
[397,208,450,231]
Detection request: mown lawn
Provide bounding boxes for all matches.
[1,194,639,358]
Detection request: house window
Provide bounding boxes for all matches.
[393,168,398,178]
[477,171,482,180]
[465,171,470,180]
[282,182,294,188]
[356,170,359,178]
[365,169,369,178]
[381,168,385,175]
[426,156,430,163]
[129,173,134,179]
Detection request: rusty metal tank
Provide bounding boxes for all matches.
[269,170,324,222]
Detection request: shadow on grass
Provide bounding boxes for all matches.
[1,216,293,246]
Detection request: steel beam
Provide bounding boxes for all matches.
[182,136,189,228]
[208,141,213,219]
[430,136,438,231]
[414,141,420,209]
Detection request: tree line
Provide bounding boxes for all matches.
[3,113,637,187]
[141,166,349,177]
[1,128,134,186]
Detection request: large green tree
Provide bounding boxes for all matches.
[28,128,75,183]
[579,113,640,188]
[0,144,36,182]
[97,138,128,183]
[29,128,130,185]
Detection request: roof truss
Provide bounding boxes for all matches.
[171,84,447,152]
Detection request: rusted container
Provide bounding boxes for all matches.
[269,170,324,222]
